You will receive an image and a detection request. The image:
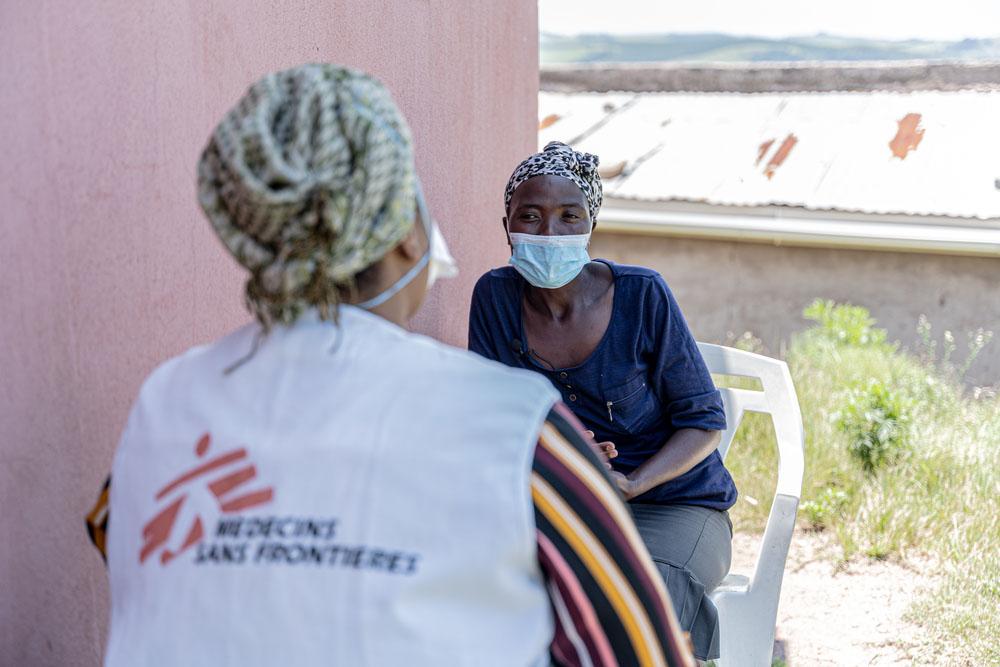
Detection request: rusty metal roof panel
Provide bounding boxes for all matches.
[538,90,1000,220]
[537,92,635,147]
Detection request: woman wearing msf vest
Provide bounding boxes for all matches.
[85,65,694,667]
[468,142,737,663]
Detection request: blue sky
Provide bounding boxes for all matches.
[539,0,1000,41]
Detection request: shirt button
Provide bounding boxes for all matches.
[559,372,568,379]
[569,394,577,402]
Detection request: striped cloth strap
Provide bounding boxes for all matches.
[532,402,694,667]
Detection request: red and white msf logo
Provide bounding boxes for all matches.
[140,433,274,565]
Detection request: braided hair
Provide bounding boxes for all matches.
[198,64,418,330]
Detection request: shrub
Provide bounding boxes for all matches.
[916,314,995,384]
[724,300,999,662]
[803,299,888,348]
[727,330,766,354]
[800,487,850,530]
[834,379,911,474]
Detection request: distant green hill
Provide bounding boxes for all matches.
[540,32,1000,64]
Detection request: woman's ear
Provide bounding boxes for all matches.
[502,216,512,248]
[395,223,426,261]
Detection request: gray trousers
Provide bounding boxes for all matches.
[630,503,733,661]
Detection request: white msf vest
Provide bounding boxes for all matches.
[105,307,559,666]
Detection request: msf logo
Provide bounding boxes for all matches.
[140,433,274,566]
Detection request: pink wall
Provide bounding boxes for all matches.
[0,2,537,663]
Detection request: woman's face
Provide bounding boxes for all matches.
[505,174,592,237]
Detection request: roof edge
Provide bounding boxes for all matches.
[603,194,1000,223]
[541,61,1000,94]
[596,204,1000,257]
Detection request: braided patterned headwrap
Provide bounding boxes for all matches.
[504,141,603,221]
[198,64,418,330]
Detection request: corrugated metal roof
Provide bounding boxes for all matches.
[539,90,1000,220]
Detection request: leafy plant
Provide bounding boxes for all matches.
[724,300,1000,662]
[803,299,888,348]
[800,487,850,530]
[727,330,766,355]
[834,379,911,474]
[916,314,994,384]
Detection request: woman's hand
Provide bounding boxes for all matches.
[608,471,638,500]
[583,430,631,497]
[623,428,721,499]
[584,430,617,469]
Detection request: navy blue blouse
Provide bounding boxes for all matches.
[468,260,737,510]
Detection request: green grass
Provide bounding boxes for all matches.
[719,302,1000,664]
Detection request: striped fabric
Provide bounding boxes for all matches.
[86,477,110,563]
[533,403,694,667]
[85,404,692,666]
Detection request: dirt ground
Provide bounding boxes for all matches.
[730,532,949,666]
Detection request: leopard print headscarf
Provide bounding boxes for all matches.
[198,64,417,330]
[504,141,603,221]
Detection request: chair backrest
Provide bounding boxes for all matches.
[699,344,804,666]
[697,343,805,500]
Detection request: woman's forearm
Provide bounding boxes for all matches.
[624,428,721,499]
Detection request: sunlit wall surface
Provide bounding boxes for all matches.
[0,2,538,662]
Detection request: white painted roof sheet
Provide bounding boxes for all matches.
[539,90,1000,220]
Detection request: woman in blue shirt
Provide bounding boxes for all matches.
[469,142,737,662]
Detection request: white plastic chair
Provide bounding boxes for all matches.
[697,343,805,667]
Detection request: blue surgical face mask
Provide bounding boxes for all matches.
[508,232,591,289]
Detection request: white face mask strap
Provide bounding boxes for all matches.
[355,180,433,311]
